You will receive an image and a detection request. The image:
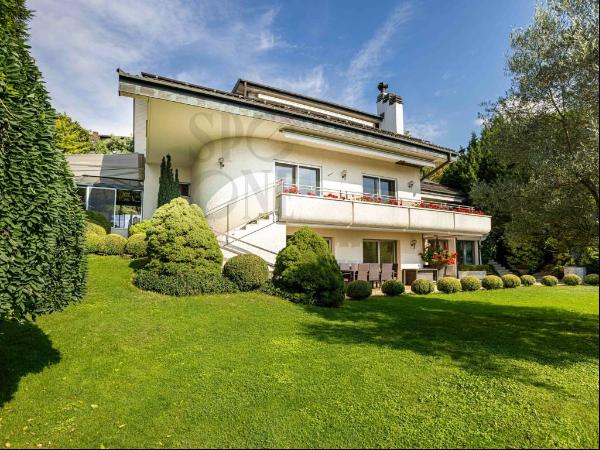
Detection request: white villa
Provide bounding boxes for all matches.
[68,70,492,283]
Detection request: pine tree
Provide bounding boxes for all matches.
[0,0,86,320]
[157,155,180,207]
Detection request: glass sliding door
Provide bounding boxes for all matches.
[114,190,142,229]
[363,240,379,263]
[362,176,397,201]
[298,166,320,195]
[363,239,397,263]
[379,240,396,263]
[379,179,396,200]
[362,176,378,197]
[457,240,475,265]
[275,163,296,188]
[87,187,116,227]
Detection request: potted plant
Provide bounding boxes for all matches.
[420,245,457,277]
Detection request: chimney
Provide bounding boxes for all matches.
[376,82,404,134]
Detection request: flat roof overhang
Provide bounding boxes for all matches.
[119,70,457,167]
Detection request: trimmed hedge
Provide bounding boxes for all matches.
[381,279,405,296]
[129,219,153,236]
[541,275,558,286]
[86,222,107,236]
[502,274,522,288]
[100,234,127,255]
[223,254,269,291]
[85,233,104,254]
[482,275,504,290]
[134,268,238,296]
[437,277,462,294]
[259,281,313,305]
[460,276,482,291]
[273,227,345,307]
[584,273,599,285]
[411,278,435,295]
[86,210,111,234]
[126,233,148,258]
[346,280,372,300]
[520,275,537,286]
[562,274,581,286]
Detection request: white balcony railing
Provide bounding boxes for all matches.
[276,182,491,235]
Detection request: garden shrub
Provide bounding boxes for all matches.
[411,278,435,295]
[437,277,462,293]
[145,198,223,276]
[562,274,581,286]
[482,275,504,290]
[583,273,599,285]
[346,280,372,300]
[85,233,104,254]
[459,264,491,272]
[549,265,564,279]
[520,274,537,286]
[259,281,313,305]
[86,210,111,234]
[86,222,107,236]
[222,254,269,291]
[0,2,86,320]
[100,234,127,255]
[381,279,405,296]
[273,227,345,307]
[125,233,148,258]
[502,274,522,288]
[129,219,153,236]
[133,268,238,296]
[541,275,558,286]
[460,276,482,291]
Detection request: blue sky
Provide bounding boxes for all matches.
[29,0,536,149]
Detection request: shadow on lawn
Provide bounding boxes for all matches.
[0,320,60,407]
[302,295,599,386]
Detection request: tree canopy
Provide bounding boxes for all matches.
[54,112,93,154]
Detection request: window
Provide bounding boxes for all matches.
[362,176,396,200]
[179,183,190,197]
[428,238,449,250]
[457,240,475,265]
[324,237,333,253]
[79,186,143,230]
[276,162,320,194]
[363,240,397,263]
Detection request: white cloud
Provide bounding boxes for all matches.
[473,117,485,127]
[341,3,412,107]
[27,0,296,135]
[405,119,448,142]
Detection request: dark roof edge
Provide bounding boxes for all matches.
[118,69,458,157]
[232,79,381,122]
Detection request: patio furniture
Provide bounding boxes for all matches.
[368,263,381,286]
[339,263,354,282]
[381,263,394,283]
[356,264,369,282]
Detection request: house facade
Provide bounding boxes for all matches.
[104,70,491,280]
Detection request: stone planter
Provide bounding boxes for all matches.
[458,270,487,280]
[564,266,587,279]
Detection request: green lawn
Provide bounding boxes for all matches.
[1,256,598,448]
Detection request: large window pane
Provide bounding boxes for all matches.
[363,176,378,196]
[380,179,396,200]
[380,240,396,263]
[363,240,379,263]
[298,166,320,195]
[115,190,142,229]
[457,240,474,265]
[77,187,87,207]
[88,187,116,228]
[275,163,296,188]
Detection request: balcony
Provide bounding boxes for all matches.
[276,183,491,235]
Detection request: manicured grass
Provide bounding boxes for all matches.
[1,256,598,448]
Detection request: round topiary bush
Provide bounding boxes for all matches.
[381,279,405,296]
[584,273,599,285]
[411,278,435,295]
[437,277,462,294]
[85,233,104,254]
[273,227,345,307]
[129,219,153,236]
[346,280,372,300]
[223,254,269,291]
[520,274,537,286]
[562,274,581,286]
[100,234,127,255]
[86,222,107,236]
[502,274,522,288]
[541,275,558,286]
[125,232,148,258]
[482,275,504,290]
[460,276,482,291]
[145,198,223,276]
